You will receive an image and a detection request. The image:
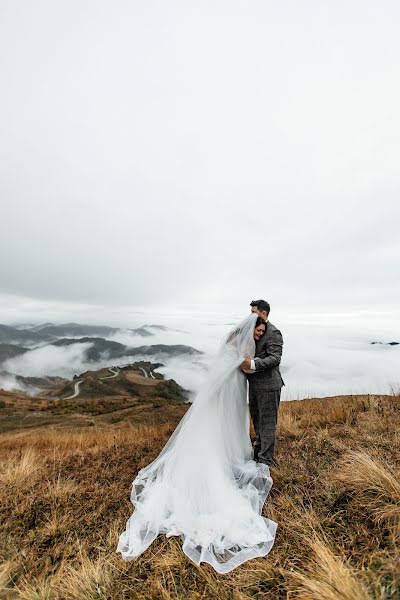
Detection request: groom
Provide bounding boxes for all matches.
[241,299,284,467]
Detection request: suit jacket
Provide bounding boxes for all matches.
[247,320,285,391]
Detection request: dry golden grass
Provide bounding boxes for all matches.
[0,561,15,592]
[0,422,174,456]
[44,473,80,502]
[0,447,44,488]
[277,411,303,438]
[0,393,398,599]
[333,451,400,532]
[287,537,372,600]
[55,551,117,600]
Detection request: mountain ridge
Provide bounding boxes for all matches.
[0,321,161,347]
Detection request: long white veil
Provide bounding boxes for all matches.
[117,313,277,573]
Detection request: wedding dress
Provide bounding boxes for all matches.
[116,313,277,573]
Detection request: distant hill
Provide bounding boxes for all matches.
[27,322,56,332]
[0,322,200,382]
[0,324,54,346]
[130,344,201,357]
[51,337,201,362]
[30,323,153,338]
[52,337,130,361]
[0,330,201,364]
[0,344,29,362]
[0,321,159,349]
[0,370,67,393]
[130,326,153,337]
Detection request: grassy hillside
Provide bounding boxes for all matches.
[0,393,398,599]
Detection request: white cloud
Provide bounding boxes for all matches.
[2,305,399,399]
[3,342,95,379]
[0,1,399,307]
[0,372,35,395]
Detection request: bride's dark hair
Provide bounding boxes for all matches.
[255,316,266,328]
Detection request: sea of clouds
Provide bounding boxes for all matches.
[1,304,399,399]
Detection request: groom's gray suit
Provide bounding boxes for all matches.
[247,321,284,465]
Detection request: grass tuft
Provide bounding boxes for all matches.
[333,450,400,529]
[286,537,372,600]
[0,447,43,488]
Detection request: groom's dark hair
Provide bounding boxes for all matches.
[250,299,271,315]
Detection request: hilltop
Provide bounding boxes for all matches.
[0,389,398,599]
[0,362,188,434]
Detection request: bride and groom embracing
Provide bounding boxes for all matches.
[117,299,285,573]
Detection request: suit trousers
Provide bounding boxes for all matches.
[248,386,281,465]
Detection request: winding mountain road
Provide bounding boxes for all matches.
[64,379,83,400]
[60,365,149,400]
[99,367,120,380]
[138,366,148,378]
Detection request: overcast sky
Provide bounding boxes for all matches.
[1,1,399,316]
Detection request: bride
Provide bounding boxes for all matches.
[116,313,277,573]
